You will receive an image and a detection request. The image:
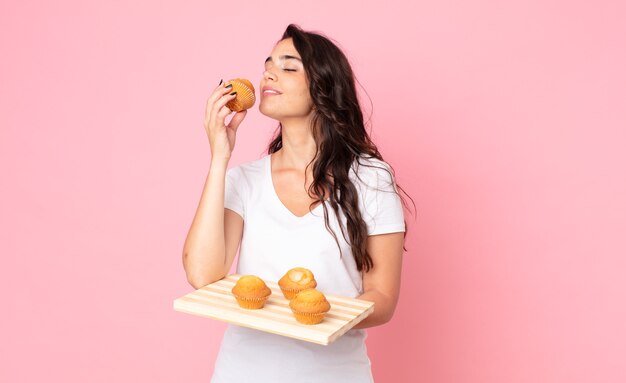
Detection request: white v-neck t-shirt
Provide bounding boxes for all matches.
[210,153,405,383]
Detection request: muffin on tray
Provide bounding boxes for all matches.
[278,267,317,300]
[231,275,272,309]
[289,288,331,325]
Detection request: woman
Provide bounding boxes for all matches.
[183,24,413,382]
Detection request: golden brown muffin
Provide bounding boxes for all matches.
[231,275,271,309]
[289,288,331,325]
[278,267,317,300]
[225,78,256,112]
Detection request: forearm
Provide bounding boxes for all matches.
[352,289,396,329]
[182,156,230,288]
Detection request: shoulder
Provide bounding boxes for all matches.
[352,155,393,172]
[351,155,405,233]
[226,154,268,186]
[350,155,396,188]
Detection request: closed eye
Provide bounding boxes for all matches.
[283,68,296,72]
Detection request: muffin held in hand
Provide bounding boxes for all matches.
[231,275,272,309]
[278,267,317,300]
[289,288,331,325]
[225,78,256,112]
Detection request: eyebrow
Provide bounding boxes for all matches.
[264,55,302,63]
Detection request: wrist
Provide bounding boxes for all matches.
[210,154,230,169]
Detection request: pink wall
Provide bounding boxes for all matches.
[2,1,625,382]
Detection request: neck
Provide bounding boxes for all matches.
[275,114,317,171]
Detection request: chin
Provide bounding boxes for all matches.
[259,103,281,120]
[259,101,314,122]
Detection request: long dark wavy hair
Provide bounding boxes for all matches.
[267,24,415,273]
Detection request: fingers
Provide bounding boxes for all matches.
[205,81,235,121]
[227,109,247,132]
[212,91,237,123]
[205,84,237,128]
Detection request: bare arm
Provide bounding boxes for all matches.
[182,158,243,288]
[353,232,405,329]
[182,81,246,289]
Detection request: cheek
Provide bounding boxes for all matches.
[294,91,312,111]
[296,80,312,104]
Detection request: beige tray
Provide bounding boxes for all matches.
[173,274,374,345]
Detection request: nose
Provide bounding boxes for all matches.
[263,67,276,81]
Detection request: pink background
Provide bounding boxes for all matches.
[2,1,625,382]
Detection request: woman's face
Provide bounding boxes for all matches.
[259,38,314,121]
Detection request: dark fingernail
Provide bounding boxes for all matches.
[230,91,237,95]
[218,79,223,85]
[225,84,233,88]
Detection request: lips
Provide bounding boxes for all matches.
[262,86,282,96]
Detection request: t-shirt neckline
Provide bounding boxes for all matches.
[266,154,325,220]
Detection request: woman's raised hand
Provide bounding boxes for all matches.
[204,81,248,161]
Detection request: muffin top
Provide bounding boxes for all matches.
[289,289,331,314]
[232,275,271,298]
[279,267,317,290]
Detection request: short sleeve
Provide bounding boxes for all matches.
[224,166,245,219]
[359,160,406,236]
